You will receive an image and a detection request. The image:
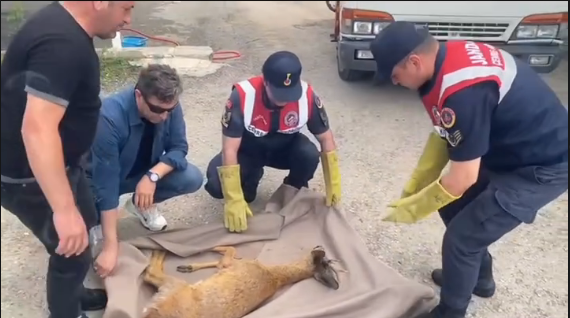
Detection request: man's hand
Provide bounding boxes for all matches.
[95,241,119,278]
[53,207,89,257]
[135,175,157,210]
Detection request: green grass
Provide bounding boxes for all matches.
[1,54,141,91]
[6,1,25,25]
[100,57,141,90]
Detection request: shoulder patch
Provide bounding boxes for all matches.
[440,107,456,129]
[221,101,232,128]
[316,96,329,127]
[315,95,324,109]
[446,130,463,147]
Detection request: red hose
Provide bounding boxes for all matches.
[211,50,242,62]
[119,27,242,62]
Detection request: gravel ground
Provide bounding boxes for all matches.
[1,2,568,318]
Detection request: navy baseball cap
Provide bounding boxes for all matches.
[262,51,303,103]
[370,21,431,80]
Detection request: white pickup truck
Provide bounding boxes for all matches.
[328,1,568,81]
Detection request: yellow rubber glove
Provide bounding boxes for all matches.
[217,165,253,233]
[384,177,461,224]
[321,150,341,207]
[401,132,450,199]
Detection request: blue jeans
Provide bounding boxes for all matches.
[96,162,203,221]
[121,163,203,203]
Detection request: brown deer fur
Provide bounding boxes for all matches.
[141,245,342,318]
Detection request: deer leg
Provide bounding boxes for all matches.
[212,246,238,268]
[143,250,168,288]
[176,246,238,273]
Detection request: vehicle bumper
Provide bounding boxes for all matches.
[337,38,565,74]
[494,43,563,73]
[337,39,377,72]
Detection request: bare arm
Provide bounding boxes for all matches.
[150,162,175,178]
[438,81,498,196]
[20,37,84,213]
[441,159,481,197]
[100,208,119,245]
[221,89,245,165]
[22,95,75,212]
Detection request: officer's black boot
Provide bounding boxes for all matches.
[419,304,466,318]
[282,176,309,189]
[431,254,496,298]
[80,287,108,311]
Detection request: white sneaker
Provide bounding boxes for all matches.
[124,197,168,232]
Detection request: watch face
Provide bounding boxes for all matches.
[149,173,159,182]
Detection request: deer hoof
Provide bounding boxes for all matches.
[176,265,194,273]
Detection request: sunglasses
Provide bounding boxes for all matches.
[144,95,177,114]
[136,89,177,114]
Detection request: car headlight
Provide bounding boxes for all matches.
[353,21,391,35]
[516,24,559,38]
[353,21,373,34]
[373,22,391,34]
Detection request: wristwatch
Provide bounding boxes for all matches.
[146,171,160,182]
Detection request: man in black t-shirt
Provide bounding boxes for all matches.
[0,2,135,318]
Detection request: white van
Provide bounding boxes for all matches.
[328,1,568,81]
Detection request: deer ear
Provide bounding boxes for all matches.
[313,266,340,290]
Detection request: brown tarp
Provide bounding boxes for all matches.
[102,185,438,318]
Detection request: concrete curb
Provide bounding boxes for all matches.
[97,45,213,60]
[2,45,214,61]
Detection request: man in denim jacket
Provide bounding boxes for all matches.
[87,64,203,278]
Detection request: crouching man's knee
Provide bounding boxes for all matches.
[155,163,204,202]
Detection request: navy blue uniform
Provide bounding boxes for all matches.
[371,21,568,318]
[204,51,330,202]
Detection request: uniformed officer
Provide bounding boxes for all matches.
[204,51,341,233]
[370,21,569,318]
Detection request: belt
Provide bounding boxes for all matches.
[1,166,72,184]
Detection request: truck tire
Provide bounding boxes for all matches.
[336,50,366,82]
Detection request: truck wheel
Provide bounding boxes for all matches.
[336,53,365,82]
[326,1,337,12]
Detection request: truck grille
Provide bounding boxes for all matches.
[415,22,509,39]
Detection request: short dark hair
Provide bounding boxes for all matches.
[136,64,183,103]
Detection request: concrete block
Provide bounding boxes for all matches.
[96,46,213,61]
[173,46,214,60]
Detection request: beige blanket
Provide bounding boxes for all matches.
[102,185,438,318]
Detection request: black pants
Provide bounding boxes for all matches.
[438,162,568,313]
[0,166,97,318]
[204,133,321,202]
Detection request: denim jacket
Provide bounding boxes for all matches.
[88,86,188,211]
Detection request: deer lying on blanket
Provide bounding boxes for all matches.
[142,245,343,318]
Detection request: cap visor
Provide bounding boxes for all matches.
[268,82,302,103]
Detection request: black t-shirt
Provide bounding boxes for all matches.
[221,87,330,155]
[0,2,101,179]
